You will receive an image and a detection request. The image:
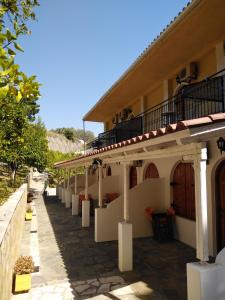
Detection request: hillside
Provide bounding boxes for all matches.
[47,131,83,153]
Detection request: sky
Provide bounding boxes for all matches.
[15,0,190,136]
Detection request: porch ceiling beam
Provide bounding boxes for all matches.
[103,142,207,164]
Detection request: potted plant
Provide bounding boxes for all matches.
[13,256,34,293]
[27,192,34,203]
[25,205,33,221]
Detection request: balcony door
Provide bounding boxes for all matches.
[172,162,195,220]
[216,160,225,252]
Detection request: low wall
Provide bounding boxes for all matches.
[174,216,196,248]
[95,178,166,242]
[80,175,120,199]
[69,174,96,194]
[0,184,27,300]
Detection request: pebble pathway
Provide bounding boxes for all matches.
[12,173,196,299]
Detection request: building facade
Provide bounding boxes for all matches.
[55,1,225,298]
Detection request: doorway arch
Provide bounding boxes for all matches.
[107,166,112,176]
[215,160,225,252]
[144,163,159,179]
[130,166,137,189]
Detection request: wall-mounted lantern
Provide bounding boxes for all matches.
[92,158,103,170]
[217,137,225,154]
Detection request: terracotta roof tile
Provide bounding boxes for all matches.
[176,117,212,131]
[148,131,157,138]
[55,112,224,168]
[156,128,166,136]
[166,123,177,133]
[209,113,225,121]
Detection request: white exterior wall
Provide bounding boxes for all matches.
[79,175,121,199]
[95,178,166,242]
[140,156,197,248]
[205,137,225,256]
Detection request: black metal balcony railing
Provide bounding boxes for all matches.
[89,70,225,150]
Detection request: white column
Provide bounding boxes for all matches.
[66,169,71,208]
[194,148,209,262]
[98,165,103,208]
[82,167,90,227]
[62,169,66,203]
[118,162,133,272]
[72,173,79,215]
[123,163,130,222]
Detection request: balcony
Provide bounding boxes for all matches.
[89,72,225,150]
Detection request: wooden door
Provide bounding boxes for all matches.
[130,166,137,189]
[216,161,225,252]
[172,163,195,220]
[107,166,112,176]
[144,163,159,179]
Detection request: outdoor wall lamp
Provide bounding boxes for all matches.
[217,137,225,154]
[92,158,103,170]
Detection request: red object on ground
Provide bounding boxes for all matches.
[105,193,119,203]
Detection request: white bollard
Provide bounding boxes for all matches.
[72,194,79,215]
[62,188,66,203]
[66,190,71,208]
[82,200,90,227]
[187,248,225,300]
[118,221,133,272]
[58,187,62,200]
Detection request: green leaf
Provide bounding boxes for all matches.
[14,43,24,52]
[8,48,16,56]
[16,91,23,102]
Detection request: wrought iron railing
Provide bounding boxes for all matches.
[88,70,225,150]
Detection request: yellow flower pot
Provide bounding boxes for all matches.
[25,212,32,221]
[14,274,31,292]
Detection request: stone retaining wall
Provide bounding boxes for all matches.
[0,184,27,300]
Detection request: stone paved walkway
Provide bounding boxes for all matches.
[12,173,196,299]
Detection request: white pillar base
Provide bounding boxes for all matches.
[118,221,133,272]
[62,188,66,203]
[72,194,79,215]
[58,187,61,200]
[187,262,225,300]
[95,208,104,242]
[65,190,71,208]
[82,200,90,227]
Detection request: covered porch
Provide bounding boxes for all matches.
[41,191,196,299]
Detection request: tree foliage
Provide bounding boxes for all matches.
[47,150,84,186]
[52,127,95,143]
[23,118,48,172]
[0,0,40,98]
[0,0,44,184]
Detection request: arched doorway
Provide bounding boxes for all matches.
[144,163,159,179]
[216,160,225,252]
[130,166,137,189]
[172,162,195,220]
[107,166,112,176]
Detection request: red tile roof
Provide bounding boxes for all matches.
[55,112,225,167]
